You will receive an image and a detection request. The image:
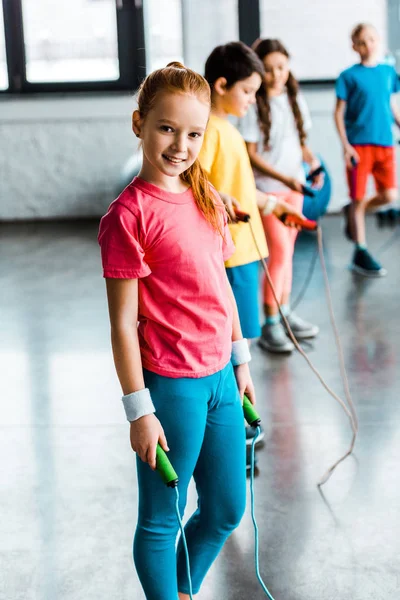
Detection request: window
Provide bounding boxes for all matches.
[144,0,184,72]
[21,0,120,83]
[143,0,240,76]
[260,0,388,81]
[0,5,7,90]
[1,0,145,93]
[182,0,239,74]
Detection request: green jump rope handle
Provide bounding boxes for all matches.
[156,444,179,488]
[243,395,261,427]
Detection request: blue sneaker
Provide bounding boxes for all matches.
[352,248,387,277]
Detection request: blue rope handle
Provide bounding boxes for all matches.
[250,427,276,600]
[175,487,194,600]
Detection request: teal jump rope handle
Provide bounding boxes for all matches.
[156,444,179,488]
[243,395,261,427]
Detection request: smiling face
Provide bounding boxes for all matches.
[216,72,262,118]
[262,51,290,95]
[132,91,210,189]
[353,25,379,62]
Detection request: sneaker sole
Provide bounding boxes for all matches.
[285,327,319,340]
[258,338,294,354]
[350,264,387,278]
[246,429,265,447]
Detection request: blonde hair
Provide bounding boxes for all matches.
[137,62,222,233]
[351,23,375,43]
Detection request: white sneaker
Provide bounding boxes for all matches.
[283,312,319,339]
[258,322,295,354]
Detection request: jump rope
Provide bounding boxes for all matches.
[150,165,359,599]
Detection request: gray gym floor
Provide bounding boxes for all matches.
[1,216,399,600]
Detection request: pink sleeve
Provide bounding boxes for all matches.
[98,203,151,279]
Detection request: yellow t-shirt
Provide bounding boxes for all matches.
[198,114,268,269]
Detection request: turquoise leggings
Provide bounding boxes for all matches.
[134,362,246,599]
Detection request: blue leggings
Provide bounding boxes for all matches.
[134,362,246,599]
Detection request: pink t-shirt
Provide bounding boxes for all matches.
[98,177,235,378]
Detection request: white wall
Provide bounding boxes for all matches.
[0,94,136,220]
[1,87,399,221]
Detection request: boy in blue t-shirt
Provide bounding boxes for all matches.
[334,23,400,276]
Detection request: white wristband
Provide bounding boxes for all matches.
[231,339,252,366]
[261,194,277,216]
[122,387,156,422]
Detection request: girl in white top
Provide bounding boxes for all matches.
[239,38,322,354]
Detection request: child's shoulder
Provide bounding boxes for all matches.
[339,62,395,80]
[203,114,246,162]
[208,114,242,139]
[337,63,362,80]
[104,178,144,219]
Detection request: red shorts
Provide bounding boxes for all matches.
[346,145,397,202]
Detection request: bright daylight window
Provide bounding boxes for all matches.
[21,0,120,83]
[0,5,8,90]
[144,0,239,76]
[260,0,388,80]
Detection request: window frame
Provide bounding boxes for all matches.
[1,0,146,94]
[239,0,337,85]
[1,0,346,95]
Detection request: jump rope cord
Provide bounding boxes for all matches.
[171,221,358,599]
[248,221,358,486]
[250,427,276,600]
[174,487,194,600]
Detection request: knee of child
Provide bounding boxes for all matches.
[217,495,246,534]
[381,188,398,204]
[137,512,180,540]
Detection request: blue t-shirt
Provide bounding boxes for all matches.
[336,63,400,146]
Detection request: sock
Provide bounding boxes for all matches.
[356,242,367,250]
[265,314,280,326]
[280,304,290,317]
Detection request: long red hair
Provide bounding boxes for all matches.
[136,62,222,233]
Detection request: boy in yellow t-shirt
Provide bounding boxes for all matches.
[200,41,304,347]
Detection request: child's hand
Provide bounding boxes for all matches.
[273,200,305,229]
[219,192,241,221]
[344,144,359,169]
[285,177,305,193]
[234,363,256,406]
[130,414,169,471]
[308,158,325,189]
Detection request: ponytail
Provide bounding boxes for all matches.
[180,159,223,235]
[286,72,307,146]
[256,83,272,150]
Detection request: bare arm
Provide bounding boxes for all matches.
[334,98,350,148]
[334,98,359,167]
[225,274,256,405]
[106,278,145,394]
[301,146,324,188]
[106,278,168,469]
[246,141,304,193]
[391,95,400,128]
